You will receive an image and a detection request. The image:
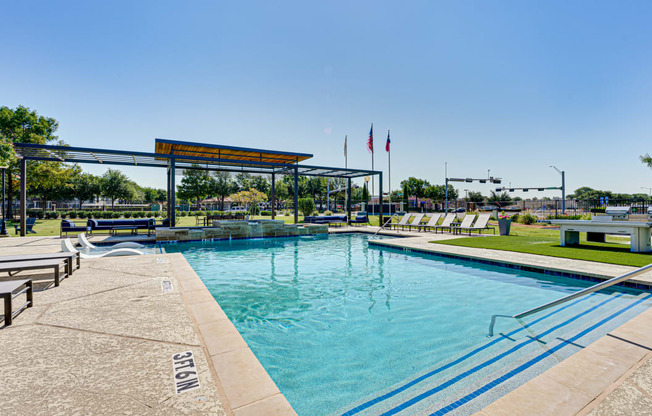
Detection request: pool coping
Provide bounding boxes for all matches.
[168,252,298,416]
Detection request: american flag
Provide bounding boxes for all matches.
[386,130,391,152]
[367,124,373,153]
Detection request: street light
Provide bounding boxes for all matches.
[550,165,566,214]
[641,187,652,199]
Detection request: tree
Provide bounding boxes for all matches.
[229,189,267,213]
[101,169,134,209]
[71,173,102,208]
[0,137,16,167]
[467,191,484,203]
[0,105,59,217]
[400,177,430,207]
[28,162,79,207]
[298,198,316,217]
[177,166,211,209]
[210,171,235,210]
[487,191,512,207]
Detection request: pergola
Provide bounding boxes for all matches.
[13,139,384,235]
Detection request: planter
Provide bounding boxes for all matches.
[498,218,511,236]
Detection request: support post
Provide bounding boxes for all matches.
[378,173,384,226]
[166,166,171,221]
[445,178,449,214]
[561,171,566,214]
[271,173,276,220]
[170,158,176,227]
[1,168,7,236]
[294,167,299,224]
[20,159,26,237]
[347,178,352,225]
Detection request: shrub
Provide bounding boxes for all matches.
[249,205,260,216]
[509,214,519,222]
[146,212,155,218]
[59,211,68,219]
[518,212,538,225]
[323,210,332,216]
[180,211,188,217]
[78,211,88,219]
[124,211,133,218]
[69,211,78,219]
[298,198,316,217]
[260,210,271,216]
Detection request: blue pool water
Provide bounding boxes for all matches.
[164,234,652,415]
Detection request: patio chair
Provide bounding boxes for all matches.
[14,217,37,235]
[455,213,495,235]
[417,213,443,233]
[62,239,144,259]
[77,233,144,250]
[405,213,426,231]
[389,213,413,230]
[434,213,457,233]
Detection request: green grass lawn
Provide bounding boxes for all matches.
[433,223,652,267]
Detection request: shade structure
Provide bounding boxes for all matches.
[13,139,383,231]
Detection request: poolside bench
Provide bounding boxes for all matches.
[1,279,33,326]
[0,252,80,277]
[87,219,155,235]
[0,259,68,287]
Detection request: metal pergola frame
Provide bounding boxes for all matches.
[13,141,384,234]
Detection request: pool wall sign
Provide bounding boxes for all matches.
[173,351,201,394]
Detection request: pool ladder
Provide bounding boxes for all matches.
[373,213,399,237]
[488,262,652,336]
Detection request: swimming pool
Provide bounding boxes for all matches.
[164,233,652,415]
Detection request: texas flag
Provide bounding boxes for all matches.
[386,130,391,152]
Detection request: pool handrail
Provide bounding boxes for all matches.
[374,213,399,236]
[488,262,652,336]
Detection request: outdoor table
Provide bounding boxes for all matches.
[111,226,138,236]
[549,219,652,253]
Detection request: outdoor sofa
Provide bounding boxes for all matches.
[60,219,89,238]
[86,218,155,235]
[349,212,370,226]
[303,215,347,226]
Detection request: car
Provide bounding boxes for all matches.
[453,208,465,213]
[229,206,247,213]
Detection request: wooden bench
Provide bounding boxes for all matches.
[0,252,80,277]
[1,279,33,326]
[0,259,68,287]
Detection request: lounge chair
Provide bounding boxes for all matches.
[434,213,457,233]
[417,213,443,233]
[0,259,68,287]
[14,217,36,234]
[77,233,144,250]
[1,279,33,325]
[0,252,80,277]
[455,213,495,235]
[405,213,426,231]
[389,213,413,230]
[62,239,143,259]
[452,214,476,233]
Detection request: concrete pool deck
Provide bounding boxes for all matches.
[0,236,295,416]
[2,231,652,415]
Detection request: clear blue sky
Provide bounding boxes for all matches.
[2,1,652,197]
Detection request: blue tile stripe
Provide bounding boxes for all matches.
[426,293,652,416]
[157,233,321,245]
[367,241,652,291]
[340,293,615,416]
[376,294,622,415]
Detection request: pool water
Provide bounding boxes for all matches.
[164,234,652,415]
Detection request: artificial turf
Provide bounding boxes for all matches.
[432,223,652,267]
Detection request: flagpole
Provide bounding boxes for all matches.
[344,135,347,215]
[371,123,374,217]
[344,135,347,169]
[387,130,391,208]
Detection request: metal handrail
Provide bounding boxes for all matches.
[373,213,399,236]
[488,262,652,336]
